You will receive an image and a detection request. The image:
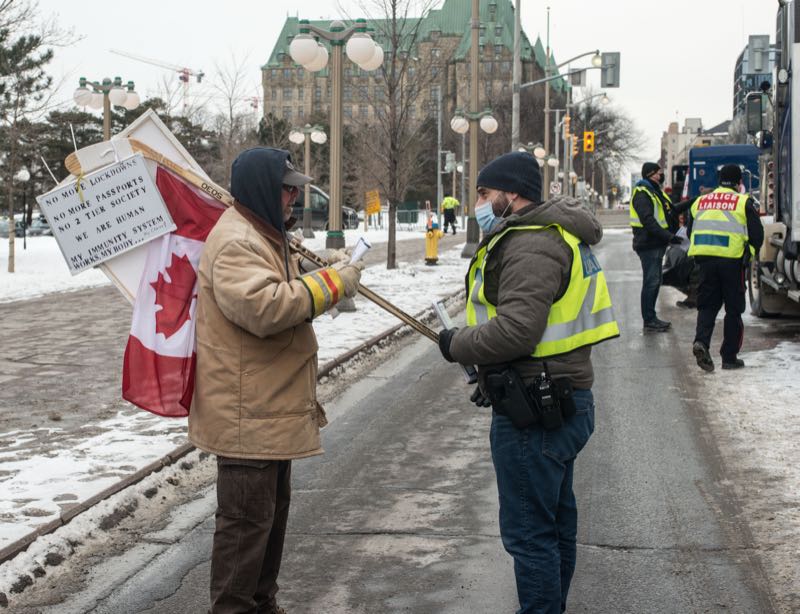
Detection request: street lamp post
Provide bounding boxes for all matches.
[289,18,384,249]
[73,77,141,142]
[450,0,499,258]
[289,124,327,239]
[15,168,30,251]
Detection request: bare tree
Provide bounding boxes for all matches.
[571,95,644,195]
[208,51,261,185]
[352,0,440,268]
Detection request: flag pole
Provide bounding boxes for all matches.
[65,141,440,343]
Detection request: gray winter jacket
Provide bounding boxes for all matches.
[448,196,605,389]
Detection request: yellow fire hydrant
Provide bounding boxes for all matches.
[425,212,444,265]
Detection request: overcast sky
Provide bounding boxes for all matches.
[37,0,778,179]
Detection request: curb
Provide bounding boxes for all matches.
[0,290,464,569]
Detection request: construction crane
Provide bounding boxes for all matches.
[110,49,205,114]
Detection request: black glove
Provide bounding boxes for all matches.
[669,235,683,244]
[470,385,492,408]
[438,327,457,363]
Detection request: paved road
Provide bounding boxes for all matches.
[13,230,778,613]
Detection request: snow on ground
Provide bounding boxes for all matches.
[0,230,426,304]
[686,340,800,606]
[0,237,109,303]
[0,242,467,554]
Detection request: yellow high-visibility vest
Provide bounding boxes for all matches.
[466,224,619,358]
[630,185,670,229]
[441,196,459,211]
[688,188,750,259]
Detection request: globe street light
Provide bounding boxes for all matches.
[290,18,384,249]
[450,105,499,256]
[289,124,327,239]
[73,76,140,141]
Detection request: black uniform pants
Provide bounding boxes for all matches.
[443,209,457,233]
[694,257,746,361]
[210,457,292,614]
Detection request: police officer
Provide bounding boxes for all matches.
[630,162,682,332]
[689,164,764,372]
[437,152,619,613]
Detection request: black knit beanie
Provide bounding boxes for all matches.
[477,152,542,203]
[641,162,660,179]
[719,164,742,187]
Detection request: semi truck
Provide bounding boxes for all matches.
[745,0,800,316]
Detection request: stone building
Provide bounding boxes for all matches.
[261,0,566,128]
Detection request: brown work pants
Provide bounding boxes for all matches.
[210,457,292,614]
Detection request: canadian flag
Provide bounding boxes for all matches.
[122,167,225,417]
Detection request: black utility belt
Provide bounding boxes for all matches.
[484,366,577,430]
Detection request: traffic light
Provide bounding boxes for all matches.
[583,131,595,153]
[601,52,620,88]
[564,115,571,137]
[572,135,578,157]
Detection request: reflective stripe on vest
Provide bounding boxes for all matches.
[465,224,620,358]
[629,185,669,229]
[688,188,749,259]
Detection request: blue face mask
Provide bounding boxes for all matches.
[475,201,501,233]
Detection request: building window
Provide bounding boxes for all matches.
[315,86,322,100]
[283,87,292,100]
[297,67,304,79]
[344,106,353,119]
[283,68,291,79]
[344,86,352,101]
[283,107,292,120]
[297,87,304,100]
[374,86,384,101]
[271,69,278,79]
[345,67,352,78]
[431,66,439,78]
[494,45,503,56]
[501,61,511,73]
[271,88,278,100]
[430,29,440,41]
[431,48,441,58]
[358,86,368,101]
[359,104,369,118]
[430,85,441,101]
[298,107,304,119]
[495,25,502,36]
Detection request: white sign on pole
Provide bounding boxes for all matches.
[36,154,175,275]
[550,182,562,195]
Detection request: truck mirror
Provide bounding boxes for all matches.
[746,94,763,135]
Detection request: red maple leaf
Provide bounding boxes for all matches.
[150,253,198,339]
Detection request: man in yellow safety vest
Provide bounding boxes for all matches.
[630,162,682,332]
[436,151,619,613]
[688,164,763,371]
[440,192,459,235]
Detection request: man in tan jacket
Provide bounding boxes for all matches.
[190,147,362,614]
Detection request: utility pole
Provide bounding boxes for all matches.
[511,0,522,151]
[436,87,443,210]
[543,6,552,196]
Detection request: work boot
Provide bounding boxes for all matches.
[722,358,745,370]
[653,317,671,328]
[643,320,669,333]
[693,341,715,372]
[675,299,696,309]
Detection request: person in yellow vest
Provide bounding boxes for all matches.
[630,162,683,332]
[688,164,763,371]
[440,191,459,235]
[436,151,619,613]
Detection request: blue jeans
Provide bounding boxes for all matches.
[490,389,595,614]
[637,247,666,323]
